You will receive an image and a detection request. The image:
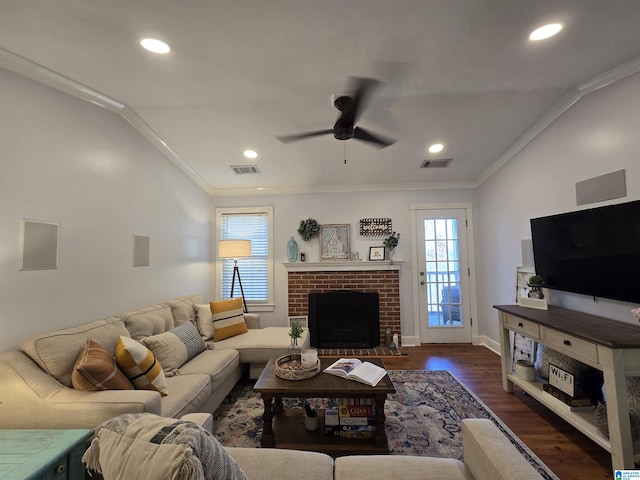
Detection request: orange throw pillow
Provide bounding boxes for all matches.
[72,339,133,391]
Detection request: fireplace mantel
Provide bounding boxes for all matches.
[283,261,403,272]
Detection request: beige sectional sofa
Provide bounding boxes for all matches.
[85,413,546,480]
[224,418,546,480]
[0,294,309,429]
[1,294,551,480]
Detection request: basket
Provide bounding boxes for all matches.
[274,355,321,380]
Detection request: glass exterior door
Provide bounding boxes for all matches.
[417,209,471,343]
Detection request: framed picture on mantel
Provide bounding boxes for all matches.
[369,246,385,261]
[320,224,350,261]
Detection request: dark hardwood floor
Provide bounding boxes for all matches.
[382,344,612,480]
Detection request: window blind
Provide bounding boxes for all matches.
[220,212,269,303]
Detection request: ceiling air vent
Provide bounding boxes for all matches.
[230,165,260,175]
[420,159,452,168]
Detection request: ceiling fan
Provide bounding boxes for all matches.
[276,77,396,148]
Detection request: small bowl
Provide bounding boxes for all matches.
[515,359,537,381]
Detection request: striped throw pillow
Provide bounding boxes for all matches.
[210,298,248,341]
[115,336,168,396]
[142,321,206,372]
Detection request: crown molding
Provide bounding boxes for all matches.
[209,181,476,197]
[4,45,639,197]
[0,47,213,195]
[474,54,640,187]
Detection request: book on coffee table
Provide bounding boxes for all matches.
[323,358,387,387]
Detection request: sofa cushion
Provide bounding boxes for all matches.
[120,304,174,341]
[82,413,248,480]
[162,373,211,419]
[142,321,206,373]
[71,339,133,391]
[334,455,471,480]
[225,447,333,480]
[210,298,248,341]
[178,349,240,393]
[20,317,130,388]
[115,336,168,396]
[164,295,203,326]
[210,327,310,364]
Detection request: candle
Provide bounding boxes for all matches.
[301,348,318,368]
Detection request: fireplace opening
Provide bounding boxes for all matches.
[308,290,380,348]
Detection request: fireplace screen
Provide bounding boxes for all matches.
[308,291,380,348]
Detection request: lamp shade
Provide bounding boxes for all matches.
[218,239,252,259]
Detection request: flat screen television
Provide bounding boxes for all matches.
[530,199,640,304]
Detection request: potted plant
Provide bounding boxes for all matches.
[383,231,400,263]
[288,320,304,361]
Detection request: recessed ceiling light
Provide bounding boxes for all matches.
[243,149,258,159]
[428,143,444,153]
[529,23,563,41]
[140,38,172,54]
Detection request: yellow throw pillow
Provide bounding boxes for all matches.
[115,336,168,396]
[72,339,134,391]
[210,298,248,341]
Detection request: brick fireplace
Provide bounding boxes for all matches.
[286,263,401,346]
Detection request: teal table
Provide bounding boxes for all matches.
[0,430,92,480]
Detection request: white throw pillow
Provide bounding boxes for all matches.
[195,304,214,340]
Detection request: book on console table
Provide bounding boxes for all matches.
[542,383,594,410]
[323,358,387,387]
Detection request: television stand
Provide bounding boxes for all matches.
[495,304,640,470]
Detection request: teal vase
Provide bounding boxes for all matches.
[287,236,299,262]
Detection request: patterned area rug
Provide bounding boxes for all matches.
[211,370,558,480]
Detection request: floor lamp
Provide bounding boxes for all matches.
[218,239,252,312]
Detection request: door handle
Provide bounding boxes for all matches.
[420,281,425,285]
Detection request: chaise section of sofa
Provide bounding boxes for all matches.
[210,320,311,379]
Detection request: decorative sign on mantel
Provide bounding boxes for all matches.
[359,218,392,237]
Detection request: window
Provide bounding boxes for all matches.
[216,206,273,310]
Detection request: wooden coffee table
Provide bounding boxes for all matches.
[253,357,395,456]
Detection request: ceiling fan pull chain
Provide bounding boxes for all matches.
[344,141,347,165]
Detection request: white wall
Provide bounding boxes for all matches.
[5,61,636,354]
[0,68,212,351]
[476,71,640,343]
[212,188,478,341]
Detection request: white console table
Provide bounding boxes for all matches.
[495,304,640,470]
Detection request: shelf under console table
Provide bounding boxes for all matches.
[494,304,640,470]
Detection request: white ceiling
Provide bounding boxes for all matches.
[2,0,640,195]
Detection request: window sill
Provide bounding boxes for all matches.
[246,303,275,312]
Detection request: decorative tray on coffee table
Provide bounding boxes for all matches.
[274,355,321,380]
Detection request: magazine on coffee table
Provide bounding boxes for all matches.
[323,358,387,387]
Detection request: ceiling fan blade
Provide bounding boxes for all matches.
[342,77,382,125]
[353,127,396,148]
[276,129,334,144]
